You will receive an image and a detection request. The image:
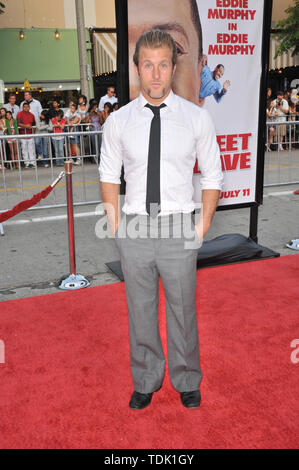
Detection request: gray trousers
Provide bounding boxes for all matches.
[115,213,202,394]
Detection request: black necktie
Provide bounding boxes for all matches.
[145,103,166,217]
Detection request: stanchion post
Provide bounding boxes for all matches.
[65,160,76,275]
[59,160,90,290]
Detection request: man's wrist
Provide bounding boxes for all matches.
[195,220,211,240]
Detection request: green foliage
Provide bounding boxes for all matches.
[273,0,299,58]
[0,2,5,14]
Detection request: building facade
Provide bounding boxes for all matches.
[0,0,116,106]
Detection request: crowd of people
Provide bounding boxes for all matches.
[266,87,298,152]
[0,86,119,170]
[1,84,298,171]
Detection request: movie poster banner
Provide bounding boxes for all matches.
[127,0,267,207]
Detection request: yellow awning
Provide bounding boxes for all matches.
[269,36,299,70]
[93,32,117,75]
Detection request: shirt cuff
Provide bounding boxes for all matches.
[200,179,224,191]
[99,173,121,185]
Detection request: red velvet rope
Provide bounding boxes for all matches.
[0,185,53,223]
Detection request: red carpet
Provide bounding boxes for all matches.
[0,255,298,449]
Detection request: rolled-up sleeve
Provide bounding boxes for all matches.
[196,109,224,191]
[99,113,123,184]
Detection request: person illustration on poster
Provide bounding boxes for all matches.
[199,54,231,106]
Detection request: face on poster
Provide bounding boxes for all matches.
[127,0,264,206]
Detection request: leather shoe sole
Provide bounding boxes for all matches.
[180,390,201,408]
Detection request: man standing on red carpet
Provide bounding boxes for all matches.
[99,29,223,410]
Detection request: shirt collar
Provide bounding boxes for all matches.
[137,89,177,112]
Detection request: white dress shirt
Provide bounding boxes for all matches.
[20,98,42,121]
[4,103,20,119]
[98,94,118,111]
[99,90,223,216]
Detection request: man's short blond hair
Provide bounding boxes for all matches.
[133,29,177,68]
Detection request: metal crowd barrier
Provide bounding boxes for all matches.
[264,119,299,187]
[1,119,298,214]
[0,126,103,213]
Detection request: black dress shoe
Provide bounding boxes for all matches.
[180,390,201,408]
[129,391,154,410]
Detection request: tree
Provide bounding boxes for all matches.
[0,2,5,14]
[274,0,299,58]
